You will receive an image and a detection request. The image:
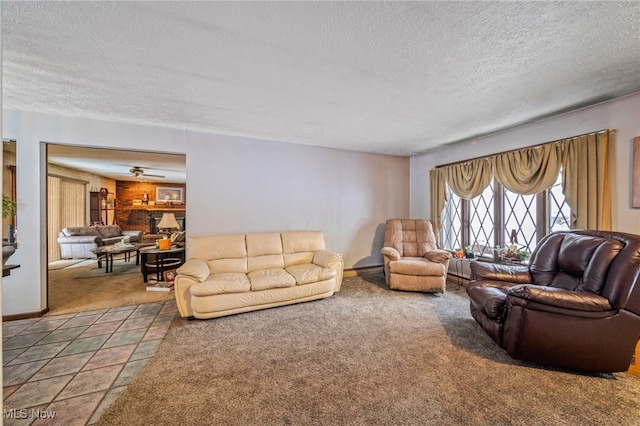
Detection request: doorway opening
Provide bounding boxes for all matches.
[46,143,186,315]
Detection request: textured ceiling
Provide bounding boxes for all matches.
[3,1,640,158]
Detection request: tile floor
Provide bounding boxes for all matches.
[3,300,178,425]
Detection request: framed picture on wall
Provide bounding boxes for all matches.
[156,187,183,204]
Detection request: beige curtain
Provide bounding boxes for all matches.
[446,158,493,199]
[428,129,611,239]
[47,177,86,261]
[562,130,611,230]
[493,142,562,195]
[429,167,447,243]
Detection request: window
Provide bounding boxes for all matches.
[441,187,462,252]
[441,173,569,257]
[468,182,494,257]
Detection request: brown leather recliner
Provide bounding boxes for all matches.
[466,230,640,373]
[381,219,452,293]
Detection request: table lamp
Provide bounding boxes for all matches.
[157,212,180,234]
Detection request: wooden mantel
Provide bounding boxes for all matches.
[119,206,186,212]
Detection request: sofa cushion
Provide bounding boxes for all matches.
[248,254,285,273]
[248,268,295,291]
[208,258,248,274]
[282,231,325,253]
[62,227,101,238]
[189,234,247,261]
[284,252,315,267]
[286,263,336,285]
[246,233,283,256]
[191,273,250,296]
[96,225,123,238]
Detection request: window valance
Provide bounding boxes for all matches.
[429,129,613,239]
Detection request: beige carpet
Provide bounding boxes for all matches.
[48,259,85,270]
[47,259,174,316]
[98,274,640,425]
[77,259,141,278]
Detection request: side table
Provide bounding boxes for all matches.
[452,257,476,290]
[140,246,185,283]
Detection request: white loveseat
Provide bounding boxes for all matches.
[174,231,344,319]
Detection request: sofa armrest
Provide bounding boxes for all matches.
[470,262,531,283]
[122,230,143,242]
[312,250,344,292]
[506,284,612,311]
[57,235,102,245]
[381,247,401,260]
[176,259,210,283]
[174,274,198,318]
[313,250,342,268]
[424,249,451,263]
[102,237,125,245]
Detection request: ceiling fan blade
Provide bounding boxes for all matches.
[141,173,165,178]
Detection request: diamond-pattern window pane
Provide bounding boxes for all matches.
[441,186,461,251]
[504,189,536,252]
[549,174,571,232]
[469,183,494,257]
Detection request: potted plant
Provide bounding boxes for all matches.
[495,244,530,262]
[464,245,475,259]
[2,194,17,265]
[3,194,16,220]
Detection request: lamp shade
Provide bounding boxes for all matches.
[157,212,180,230]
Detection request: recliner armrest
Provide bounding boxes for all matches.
[470,262,531,283]
[381,247,401,260]
[506,284,612,311]
[424,249,451,263]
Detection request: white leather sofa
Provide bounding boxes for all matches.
[57,225,143,259]
[174,231,344,319]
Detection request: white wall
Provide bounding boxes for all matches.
[185,131,409,268]
[410,93,640,236]
[1,111,409,316]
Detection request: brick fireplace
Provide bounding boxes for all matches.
[115,181,186,233]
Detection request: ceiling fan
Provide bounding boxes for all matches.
[129,166,165,179]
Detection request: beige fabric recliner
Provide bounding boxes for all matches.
[381,219,451,293]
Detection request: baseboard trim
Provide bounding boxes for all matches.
[344,265,384,277]
[3,308,49,322]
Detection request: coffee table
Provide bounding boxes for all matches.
[91,243,142,273]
